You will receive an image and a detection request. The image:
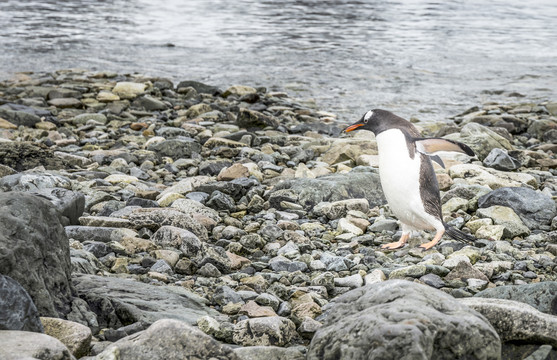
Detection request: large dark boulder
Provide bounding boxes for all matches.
[478,187,557,230]
[307,280,500,360]
[0,274,44,332]
[269,167,385,211]
[0,192,75,318]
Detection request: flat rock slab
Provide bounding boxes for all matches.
[270,167,385,211]
[73,274,218,330]
[459,297,557,346]
[96,319,239,360]
[474,281,557,315]
[307,279,501,360]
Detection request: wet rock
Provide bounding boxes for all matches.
[0,192,74,318]
[478,187,557,230]
[0,274,44,332]
[307,280,500,360]
[73,274,218,329]
[0,330,74,360]
[96,319,239,360]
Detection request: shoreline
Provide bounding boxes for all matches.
[1,69,557,359]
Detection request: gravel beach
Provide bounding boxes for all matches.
[1,69,557,360]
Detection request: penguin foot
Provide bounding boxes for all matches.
[381,241,406,250]
[418,229,445,250]
[418,241,437,251]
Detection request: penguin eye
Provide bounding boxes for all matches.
[363,118,369,124]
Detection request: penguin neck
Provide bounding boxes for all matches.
[376,128,416,162]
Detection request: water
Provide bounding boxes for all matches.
[1,0,556,122]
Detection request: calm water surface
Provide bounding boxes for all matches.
[1,0,556,122]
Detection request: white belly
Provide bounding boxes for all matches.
[376,129,440,231]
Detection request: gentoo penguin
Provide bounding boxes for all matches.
[343,109,476,250]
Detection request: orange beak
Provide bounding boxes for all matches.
[343,123,364,132]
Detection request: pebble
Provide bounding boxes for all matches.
[1,69,556,358]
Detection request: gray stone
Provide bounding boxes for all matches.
[151,225,202,258]
[459,297,557,346]
[96,319,239,360]
[176,80,220,95]
[270,167,385,211]
[369,218,399,232]
[71,113,107,125]
[444,122,513,160]
[0,274,44,332]
[237,108,280,129]
[0,192,74,318]
[132,95,168,111]
[0,103,42,127]
[419,273,446,289]
[474,282,557,315]
[234,346,305,360]
[150,259,173,274]
[307,280,500,360]
[478,187,557,230]
[213,286,244,306]
[476,205,530,238]
[31,188,85,225]
[170,198,220,222]
[0,172,72,192]
[146,138,201,160]
[233,316,296,347]
[197,262,222,277]
[0,330,75,360]
[483,148,521,171]
[65,226,126,243]
[127,208,208,241]
[207,190,236,211]
[72,274,218,329]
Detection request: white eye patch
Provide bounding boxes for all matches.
[364,110,373,122]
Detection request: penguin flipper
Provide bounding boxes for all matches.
[415,138,475,157]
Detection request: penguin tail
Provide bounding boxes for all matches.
[443,222,476,245]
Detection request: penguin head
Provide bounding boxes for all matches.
[343,109,412,136]
[343,109,383,134]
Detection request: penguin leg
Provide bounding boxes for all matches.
[418,229,445,250]
[381,231,410,250]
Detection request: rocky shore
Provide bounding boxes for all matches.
[0,69,557,360]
